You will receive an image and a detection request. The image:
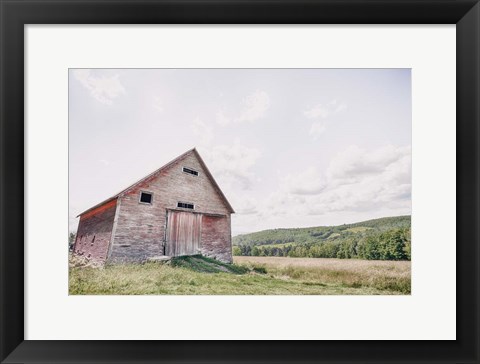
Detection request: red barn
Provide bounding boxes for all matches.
[73,148,234,264]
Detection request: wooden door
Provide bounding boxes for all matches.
[166,211,202,256]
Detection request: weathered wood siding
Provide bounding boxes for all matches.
[73,199,117,263]
[109,151,232,263]
[166,211,202,256]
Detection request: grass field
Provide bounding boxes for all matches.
[69,255,410,295]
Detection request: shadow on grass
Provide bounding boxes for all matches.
[171,255,251,275]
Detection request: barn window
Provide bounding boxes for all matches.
[177,202,194,209]
[182,167,199,176]
[139,192,153,204]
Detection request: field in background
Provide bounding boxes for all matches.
[69,255,410,295]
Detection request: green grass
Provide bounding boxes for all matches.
[171,255,249,274]
[69,256,410,295]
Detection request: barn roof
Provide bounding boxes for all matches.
[77,148,235,217]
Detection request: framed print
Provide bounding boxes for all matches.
[67,68,413,296]
[1,0,479,363]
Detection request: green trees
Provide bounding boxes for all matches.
[232,246,242,256]
[403,240,411,260]
[235,226,411,261]
[382,229,409,260]
[400,227,411,260]
[355,228,410,260]
[233,216,411,260]
[359,235,382,260]
[336,239,358,259]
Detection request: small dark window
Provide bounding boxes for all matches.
[182,167,199,176]
[140,192,153,204]
[177,202,194,209]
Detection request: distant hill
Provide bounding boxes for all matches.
[233,215,410,246]
[232,216,411,261]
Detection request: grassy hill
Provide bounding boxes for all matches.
[233,215,411,261]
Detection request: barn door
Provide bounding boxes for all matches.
[166,211,202,256]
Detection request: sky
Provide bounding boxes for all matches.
[69,68,411,236]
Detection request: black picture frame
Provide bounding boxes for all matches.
[1,1,479,363]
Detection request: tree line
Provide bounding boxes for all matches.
[233,227,411,261]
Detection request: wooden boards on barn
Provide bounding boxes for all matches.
[165,211,202,256]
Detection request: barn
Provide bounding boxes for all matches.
[73,148,235,264]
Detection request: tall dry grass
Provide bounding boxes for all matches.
[234,256,411,294]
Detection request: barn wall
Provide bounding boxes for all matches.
[200,215,232,263]
[109,151,232,263]
[73,199,117,263]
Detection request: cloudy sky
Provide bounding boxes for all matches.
[69,68,411,236]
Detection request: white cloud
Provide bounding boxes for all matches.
[73,69,125,105]
[215,109,231,126]
[98,159,110,166]
[152,96,164,112]
[304,100,346,138]
[309,121,327,139]
[230,144,410,233]
[304,105,329,119]
[262,144,411,220]
[200,142,261,191]
[283,167,326,195]
[228,194,258,215]
[191,117,213,145]
[312,145,411,213]
[237,90,270,123]
[216,90,270,125]
[327,145,411,183]
[304,100,346,119]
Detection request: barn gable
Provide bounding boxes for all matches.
[77,148,233,218]
[117,148,234,213]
